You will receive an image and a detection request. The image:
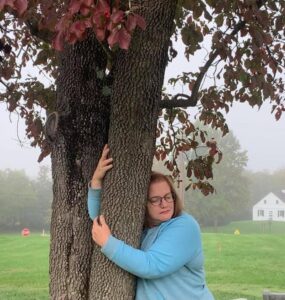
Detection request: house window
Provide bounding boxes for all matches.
[258,210,264,217]
[278,210,284,218]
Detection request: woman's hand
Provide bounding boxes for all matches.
[91,144,113,189]
[92,215,111,247]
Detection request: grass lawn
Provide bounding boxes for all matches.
[0,234,49,300]
[0,224,284,300]
[203,233,285,300]
[203,220,285,235]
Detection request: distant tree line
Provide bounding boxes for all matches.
[245,168,285,217]
[1,149,284,232]
[0,166,52,232]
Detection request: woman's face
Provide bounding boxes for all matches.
[146,180,174,226]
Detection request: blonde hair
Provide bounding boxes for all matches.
[144,172,183,227]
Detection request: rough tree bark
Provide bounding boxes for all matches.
[49,1,177,299]
[49,34,110,299]
[89,1,178,299]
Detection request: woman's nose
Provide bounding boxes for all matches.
[159,198,167,207]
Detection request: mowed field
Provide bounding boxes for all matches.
[0,221,285,300]
[203,221,285,299]
[0,234,49,300]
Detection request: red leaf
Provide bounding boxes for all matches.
[126,13,146,32]
[275,108,282,121]
[111,10,125,23]
[55,14,72,32]
[69,20,86,39]
[216,152,223,164]
[80,4,91,16]
[84,18,92,28]
[1,0,14,11]
[117,27,131,49]
[68,33,77,44]
[68,0,81,14]
[0,0,5,11]
[96,0,110,15]
[107,27,131,49]
[104,10,110,18]
[133,13,146,30]
[83,0,93,6]
[188,80,195,91]
[209,148,218,157]
[107,28,120,47]
[52,31,65,51]
[91,0,110,27]
[95,27,106,41]
[125,14,137,31]
[187,166,192,178]
[2,0,27,14]
[154,150,160,161]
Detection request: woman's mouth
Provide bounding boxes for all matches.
[160,210,170,214]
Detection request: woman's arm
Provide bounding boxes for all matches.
[94,214,202,279]
[87,145,113,220]
[87,188,101,220]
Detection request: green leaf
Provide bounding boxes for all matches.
[181,0,195,10]
[181,26,192,46]
[102,86,111,96]
[215,14,224,27]
[96,69,105,80]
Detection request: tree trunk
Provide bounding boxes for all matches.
[89,1,178,299]
[49,34,110,299]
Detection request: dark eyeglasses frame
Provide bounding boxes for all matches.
[148,192,174,206]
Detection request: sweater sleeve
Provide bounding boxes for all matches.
[87,188,101,220]
[101,215,202,279]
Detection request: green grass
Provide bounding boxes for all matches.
[0,234,49,300]
[203,220,285,235]
[203,233,285,300]
[1,226,285,300]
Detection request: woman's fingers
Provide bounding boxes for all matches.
[99,215,106,225]
[93,216,99,226]
[101,157,113,166]
[103,164,113,171]
[101,144,110,159]
[92,215,111,247]
[90,144,112,188]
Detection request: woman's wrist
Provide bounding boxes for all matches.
[91,178,102,189]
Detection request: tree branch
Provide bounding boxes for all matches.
[25,16,53,43]
[0,79,12,92]
[159,0,267,109]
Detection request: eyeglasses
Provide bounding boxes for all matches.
[148,193,174,206]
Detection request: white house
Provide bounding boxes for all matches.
[252,191,285,222]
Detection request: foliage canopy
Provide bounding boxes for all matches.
[0,0,284,194]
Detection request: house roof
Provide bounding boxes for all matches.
[253,191,285,208]
[274,190,285,201]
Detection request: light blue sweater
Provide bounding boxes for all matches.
[88,188,214,300]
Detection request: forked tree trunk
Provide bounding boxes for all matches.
[89,1,178,299]
[49,35,109,299]
[49,1,177,299]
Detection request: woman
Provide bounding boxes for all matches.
[88,145,214,300]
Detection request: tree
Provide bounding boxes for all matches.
[0,167,52,231]
[0,0,284,299]
[0,169,37,231]
[185,129,250,227]
[32,165,53,231]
